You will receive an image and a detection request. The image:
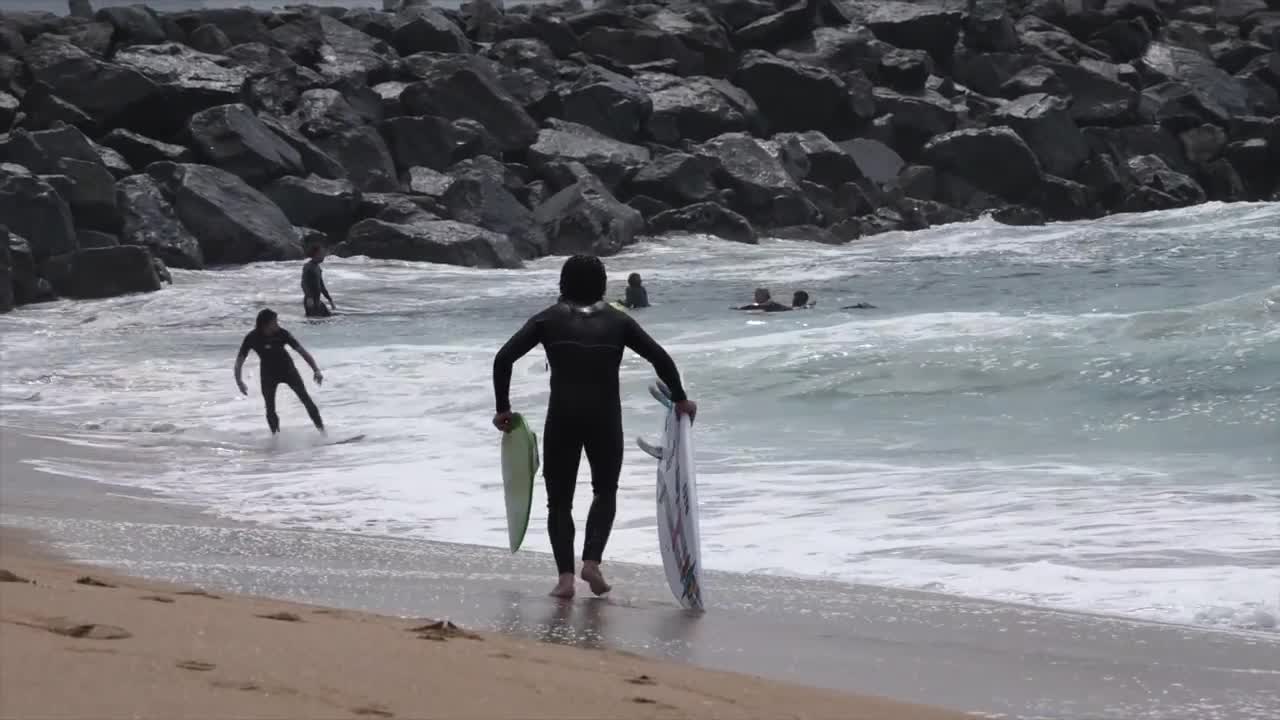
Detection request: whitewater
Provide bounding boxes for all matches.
[2,202,1278,633]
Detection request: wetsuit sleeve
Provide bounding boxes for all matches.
[282,330,302,351]
[493,318,542,413]
[238,332,253,358]
[623,318,687,403]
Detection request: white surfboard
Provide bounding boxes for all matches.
[501,413,538,553]
[647,381,704,610]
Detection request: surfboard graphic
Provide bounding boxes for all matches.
[646,381,704,610]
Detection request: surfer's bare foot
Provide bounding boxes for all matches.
[550,574,575,599]
[581,562,611,596]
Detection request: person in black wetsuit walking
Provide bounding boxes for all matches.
[492,256,697,599]
[301,245,335,318]
[235,309,326,435]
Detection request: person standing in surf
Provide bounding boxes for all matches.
[301,245,335,318]
[235,309,326,435]
[492,255,697,599]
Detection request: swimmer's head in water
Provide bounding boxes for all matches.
[560,255,607,305]
[793,290,809,307]
[628,272,642,287]
[754,288,771,304]
[308,244,327,261]
[256,308,279,334]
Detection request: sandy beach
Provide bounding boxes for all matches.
[0,527,969,720]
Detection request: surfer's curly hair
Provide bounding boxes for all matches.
[559,255,607,305]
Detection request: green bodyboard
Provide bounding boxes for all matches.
[501,413,539,553]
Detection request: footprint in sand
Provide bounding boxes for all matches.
[0,569,33,583]
[351,705,394,717]
[256,612,303,623]
[211,680,261,692]
[407,620,481,642]
[627,675,657,686]
[42,619,132,640]
[176,660,216,672]
[75,576,115,588]
[140,595,175,604]
[631,697,657,705]
[176,589,221,599]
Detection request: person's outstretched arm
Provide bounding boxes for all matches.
[285,332,324,384]
[234,334,252,394]
[493,318,542,417]
[623,318,687,403]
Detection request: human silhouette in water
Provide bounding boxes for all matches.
[734,288,791,312]
[234,309,325,435]
[301,245,335,318]
[622,272,650,309]
[492,256,697,599]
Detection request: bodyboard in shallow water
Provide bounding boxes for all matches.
[501,413,539,553]
[327,433,366,445]
[646,381,704,610]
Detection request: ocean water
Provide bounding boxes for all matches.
[2,203,1279,633]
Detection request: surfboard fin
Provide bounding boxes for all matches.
[636,436,663,460]
[648,382,673,408]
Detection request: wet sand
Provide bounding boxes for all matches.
[4,428,1280,720]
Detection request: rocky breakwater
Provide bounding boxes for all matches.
[1,0,1278,313]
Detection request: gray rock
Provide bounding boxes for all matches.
[1180,124,1228,165]
[379,115,461,172]
[1141,42,1253,118]
[341,8,396,43]
[1034,174,1096,220]
[189,23,232,54]
[42,158,119,231]
[270,14,396,85]
[872,88,963,158]
[0,166,76,261]
[441,156,545,258]
[534,169,644,256]
[148,162,302,265]
[99,129,195,168]
[865,1,964,66]
[492,12,580,58]
[189,103,305,186]
[258,115,348,181]
[696,132,818,227]
[116,174,204,269]
[965,0,1019,53]
[461,0,505,43]
[637,72,764,145]
[879,48,934,93]
[649,202,758,244]
[992,93,1091,179]
[76,229,119,249]
[1223,138,1272,198]
[3,229,56,306]
[578,23,703,77]
[291,89,368,139]
[112,43,249,120]
[774,131,865,189]
[263,175,362,236]
[628,152,721,206]
[391,5,470,56]
[171,9,272,47]
[839,138,905,188]
[314,126,400,193]
[41,245,162,299]
[1043,61,1140,125]
[341,217,521,268]
[241,66,328,117]
[223,42,299,75]
[95,5,166,46]
[560,65,653,142]
[0,92,18,130]
[527,120,651,191]
[922,127,1044,203]
[898,164,938,200]
[400,53,539,152]
[733,50,864,136]
[407,166,454,197]
[999,65,1067,98]
[1125,154,1206,206]
[21,34,159,127]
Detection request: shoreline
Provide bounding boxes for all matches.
[4,428,1280,720]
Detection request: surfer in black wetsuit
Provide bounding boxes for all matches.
[301,245,335,318]
[235,309,326,435]
[492,255,697,599]
[622,272,650,309]
[734,288,791,312]
[792,290,814,309]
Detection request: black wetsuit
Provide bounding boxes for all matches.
[624,285,649,309]
[301,260,332,318]
[493,301,686,575]
[737,300,792,312]
[239,328,324,433]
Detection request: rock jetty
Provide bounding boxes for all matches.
[1,0,1277,311]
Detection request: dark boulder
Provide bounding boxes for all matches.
[642,6,737,78]
[441,155,547,258]
[4,125,102,170]
[560,65,652,142]
[839,138,905,188]
[400,53,539,152]
[258,114,348,181]
[21,34,159,127]
[189,24,233,54]
[76,229,119,249]
[112,43,250,126]
[188,103,305,186]
[0,92,18,130]
[407,166,455,198]
[115,174,204,269]
[1034,174,1096,220]
[461,0,505,43]
[649,202,759,244]
[1044,61,1140,125]
[314,126,400,193]
[965,0,1020,53]
[1211,39,1272,75]
[696,132,819,227]
[1199,157,1248,201]
[291,88,369,140]
[922,127,1044,202]
[1085,124,1194,174]
[999,65,1068,98]
[1140,42,1252,117]
[527,120,651,191]
[263,175,362,236]
[774,131,865,189]
[391,5,470,56]
[1140,81,1235,128]
[1125,154,1207,206]
[42,158,120,232]
[992,93,1091,179]
[638,72,764,145]
[879,48,934,93]
[148,162,303,265]
[3,230,55,306]
[627,194,672,219]
[733,50,862,136]
[1180,123,1228,165]
[372,81,410,116]
[872,88,963,158]
[223,42,300,76]
[341,217,521,268]
[578,24,702,77]
[240,66,329,117]
[733,0,828,53]
[99,129,195,168]
[380,115,458,172]
[628,152,722,206]
[0,166,76,261]
[992,205,1046,226]
[534,169,644,256]
[777,24,889,77]
[865,1,965,66]
[41,245,162,299]
[170,8,272,46]
[341,9,396,44]
[898,164,938,200]
[95,5,167,46]
[1223,138,1273,197]
[270,14,396,85]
